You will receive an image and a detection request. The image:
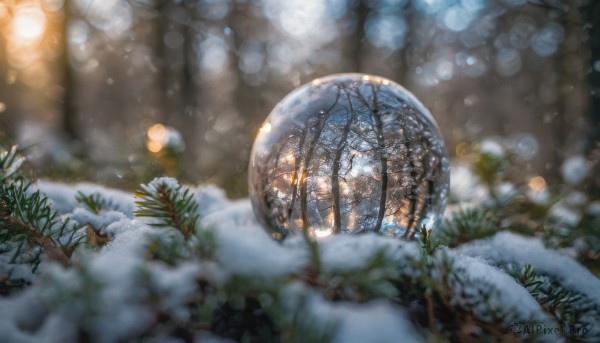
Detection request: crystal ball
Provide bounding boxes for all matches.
[249,74,449,240]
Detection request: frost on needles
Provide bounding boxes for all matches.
[1,144,599,343]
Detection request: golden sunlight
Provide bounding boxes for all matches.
[528,176,546,192]
[147,123,168,153]
[259,122,272,133]
[311,227,333,239]
[146,140,163,153]
[12,5,47,41]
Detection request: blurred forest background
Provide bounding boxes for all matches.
[0,0,598,197]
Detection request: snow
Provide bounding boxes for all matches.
[281,283,423,343]
[194,184,230,217]
[494,181,517,203]
[0,322,33,343]
[457,232,600,307]
[526,188,550,204]
[549,204,581,226]
[564,191,587,207]
[70,208,128,232]
[561,155,589,185]
[37,180,135,217]
[587,201,600,216]
[203,199,307,277]
[142,176,182,193]
[2,180,599,342]
[449,163,488,203]
[164,126,186,153]
[0,146,25,179]
[318,233,420,275]
[149,262,204,321]
[37,315,80,343]
[458,232,600,339]
[0,252,35,283]
[0,290,46,337]
[479,138,504,157]
[97,219,152,259]
[34,246,153,343]
[444,252,554,326]
[315,298,423,343]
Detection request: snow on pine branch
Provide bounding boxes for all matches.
[0,176,598,342]
[457,232,600,306]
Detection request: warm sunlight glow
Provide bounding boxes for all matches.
[284,153,295,164]
[528,176,546,192]
[147,124,168,153]
[12,6,47,40]
[259,122,272,134]
[312,227,333,239]
[5,3,50,87]
[147,140,164,153]
[147,123,167,142]
[271,232,282,240]
[0,4,8,20]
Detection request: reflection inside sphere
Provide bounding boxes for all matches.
[249,74,449,241]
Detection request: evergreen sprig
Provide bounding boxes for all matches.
[277,294,340,343]
[419,225,443,255]
[134,178,199,239]
[145,229,190,265]
[439,208,499,247]
[75,191,113,214]
[0,145,25,182]
[506,263,600,329]
[75,192,117,247]
[473,151,505,190]
[321,248,399,302]
[0,146,86,271]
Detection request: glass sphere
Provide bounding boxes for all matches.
[249,74,449,241]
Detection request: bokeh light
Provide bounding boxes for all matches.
[528,176,546,192]
[0,0,594,196]
[147,124,168,153]
[12,5,47,41]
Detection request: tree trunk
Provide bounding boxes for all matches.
[182,24,196,111]
[353,0,368,72]
[61,0,78,142]
[0,21,12,140]
[586,2,600,150]
[584,1,600,199]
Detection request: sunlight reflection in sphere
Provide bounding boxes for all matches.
[249,74,450,241]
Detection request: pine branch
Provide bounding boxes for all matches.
[0,212,70,266]
[297,228,322,287]
[473,152,504,189]
[418,225,442,255]
[134,177,199,239]
[439,208,498,247]
[506,264,599,327]
[1,146,85,271]
[145,229,190,264]
[1,181,84,267]
[75,191,113,214]
[0,145,25,182]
